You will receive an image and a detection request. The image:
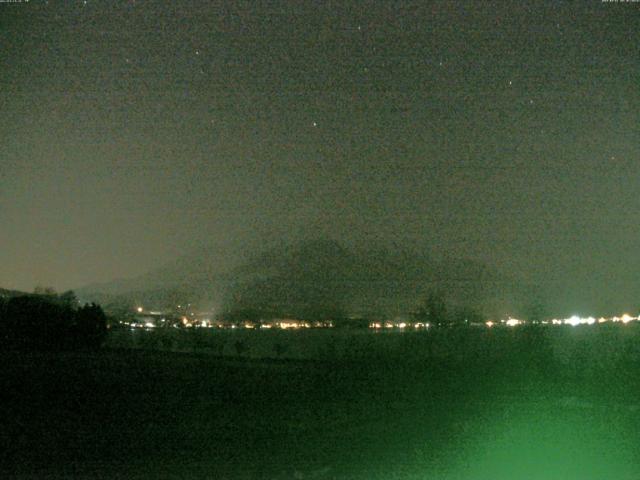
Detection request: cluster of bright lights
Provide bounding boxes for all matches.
[615,314,635,324]
[548,314,638,327]
[277,320,311,329]
[491,313,640,327]
[122,321,157,330]
[561,315,595,327]
[484,318,523,327]
[370,322,430,329]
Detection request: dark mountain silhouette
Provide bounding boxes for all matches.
[78,239,528,319]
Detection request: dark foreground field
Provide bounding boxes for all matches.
[2,327,640,479]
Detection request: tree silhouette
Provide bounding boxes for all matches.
[58,290,79,309]
[33,286,56,296]
[414,290,448,326]
[0,294,107,350]
[73,303,108,349]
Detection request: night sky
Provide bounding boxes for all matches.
[1,1,638,314]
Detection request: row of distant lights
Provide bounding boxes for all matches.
[371,322,430,329]
[134,307,637,330]
[487,314,638,328]
[372,315,639,330]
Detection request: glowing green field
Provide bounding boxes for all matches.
[3,325,640,479]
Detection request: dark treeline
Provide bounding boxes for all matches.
[0,291,107,351]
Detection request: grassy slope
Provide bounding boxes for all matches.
[2,329,640,479]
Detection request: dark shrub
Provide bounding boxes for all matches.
[72,303,108,349]
[0,295,107,351]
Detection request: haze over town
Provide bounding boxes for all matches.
[3,2,640,480]
[2,2,638,318]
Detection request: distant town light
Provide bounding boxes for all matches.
[565,316,582,327]
[563,315,596,327]
[136,307,143,313]
[621,314,634,324]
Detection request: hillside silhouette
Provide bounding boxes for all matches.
[78,239,527,319]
